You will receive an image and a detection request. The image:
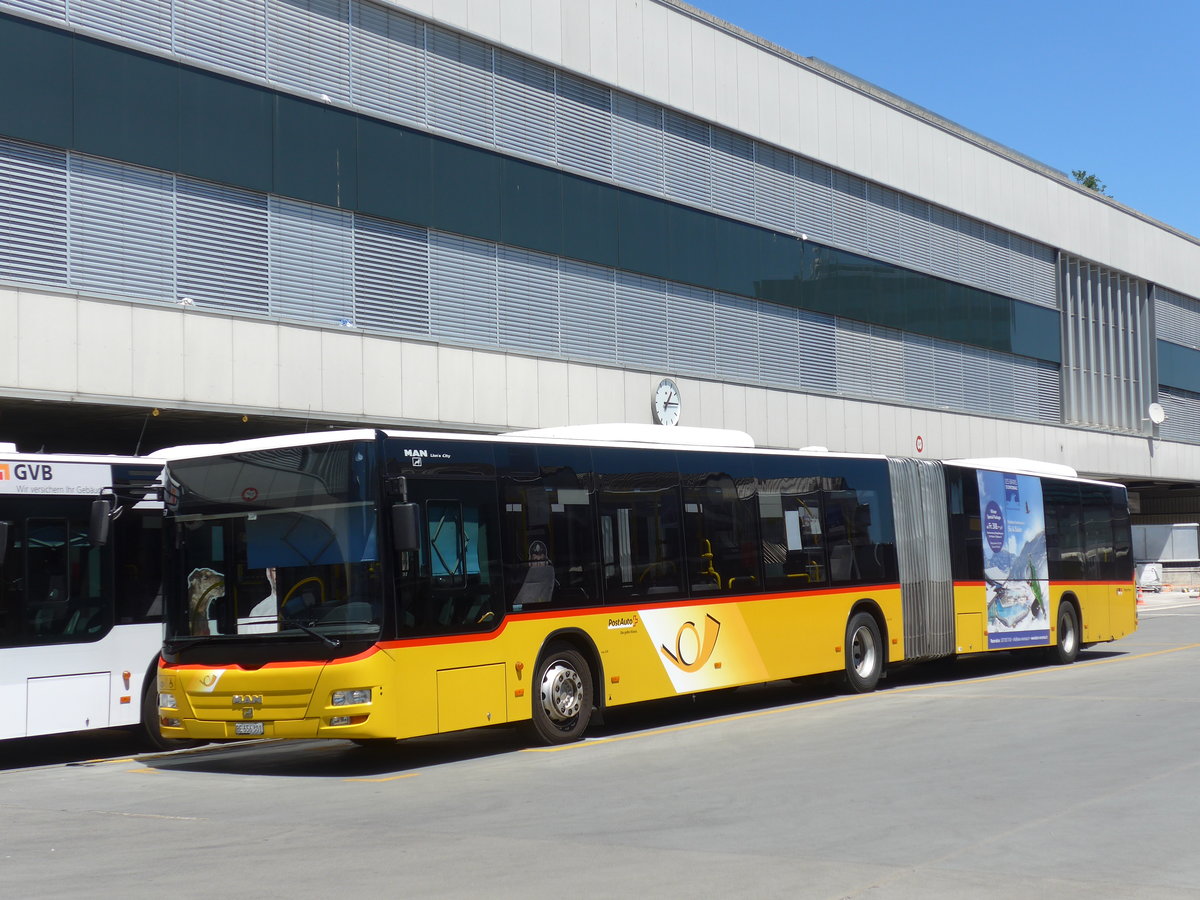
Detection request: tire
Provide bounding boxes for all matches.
[530,643,593,745]
[1047,601,1080,665]
[843,611,883,693]
[139,677,200,752]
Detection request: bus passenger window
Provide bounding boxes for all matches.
[680,465,760,595]
[759,491,827,591]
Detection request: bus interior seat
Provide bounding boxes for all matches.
[829,544,858,581]
[514,565,555,606]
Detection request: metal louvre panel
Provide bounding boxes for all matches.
[558,259,616,362]
[494,51,556,163]
[959,345,999,414]
[932,342,966,410]
[714,292,759,380]
[666,283,716,375]
[176,177,269,316]
[555,72,612,179]
[0,138,68,286]
[796,308,837,392]
[956,216,992,291]
[758,302,800,387]
[866,183,902,263]
[794,158,833,242]
[897,194,931,271]
[614,272,668,369]
[69,155,175,301]
[928,206,961,281]
[613,94,664,194]
[1009,236,1056,308]
[349,0,426,126]
[498,246,561,355]
[1155,287,1200,349]
[1061,253,1150,432]
[5,0,65,20]
[429,231,498,347]
[663,111,711,207]
[426,26,493,144]
[1036,360,1061,422]
[834,319,873,397]
[1010,355,1045,420]
[754,144,794,233]
[867,324,905,403]
[986,350,1017,417]
[980,221,1012,295]
[900,332,938,406]
[711,128,755,221]
[71,0,172,51]
[1159,387,1200,444]
[353,214,429,334]
[176,0,268,79]
[887,457,953,661]
[267,0,352,102]
[830,171,870,253]
[268,195,353,324]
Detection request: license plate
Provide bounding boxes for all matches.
[234,721,265,736]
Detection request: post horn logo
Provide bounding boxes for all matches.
[660,614,721,673]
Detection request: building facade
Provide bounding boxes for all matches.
[0,0,1197,528]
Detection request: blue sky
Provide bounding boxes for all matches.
[690,0,1200,239]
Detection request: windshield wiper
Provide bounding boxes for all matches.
[281,619,342,649]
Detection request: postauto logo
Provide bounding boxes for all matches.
[0,462,54,482]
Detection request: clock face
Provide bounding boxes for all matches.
[652,378,681,426]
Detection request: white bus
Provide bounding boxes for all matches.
[0,447,176,748]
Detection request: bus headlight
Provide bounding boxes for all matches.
[331,688,372,706]
[159,692,177,710]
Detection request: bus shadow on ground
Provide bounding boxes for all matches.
[139,648,1130,779]
[0,728,150,772]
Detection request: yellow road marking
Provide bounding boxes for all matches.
[526,641,1200,752]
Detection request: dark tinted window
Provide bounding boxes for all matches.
[946,467,984,581]
[1044,480,1083,581]
[1081,485,1117,581]
[0,501,113,647]
[496,443,599,610]
[593,447,685,601]
[678,452,761,595]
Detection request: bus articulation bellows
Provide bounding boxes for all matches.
[156,426,1136,746]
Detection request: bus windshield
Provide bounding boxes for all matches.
[165,441,383,644]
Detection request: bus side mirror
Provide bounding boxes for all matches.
[0,521,9,566]
[392,503,420,553]
[89,498,113,547]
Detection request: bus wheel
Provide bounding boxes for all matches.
[530,644,593,745]
[843,612,883,693]
[1048,602,1080,665]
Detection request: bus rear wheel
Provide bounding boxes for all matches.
[530,644,593,745]
[1047,601,1080,665]
[843,611,883,693]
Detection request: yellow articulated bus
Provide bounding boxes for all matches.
[156,425,1136,746]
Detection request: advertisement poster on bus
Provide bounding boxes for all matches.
[978,470,1051,649]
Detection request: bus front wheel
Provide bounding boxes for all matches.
[139,679,200,752]
[530,644,593,745]
[843,611,883,693]
[1047,602,1080,665]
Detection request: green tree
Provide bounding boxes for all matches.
[1072,170,1112,198]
